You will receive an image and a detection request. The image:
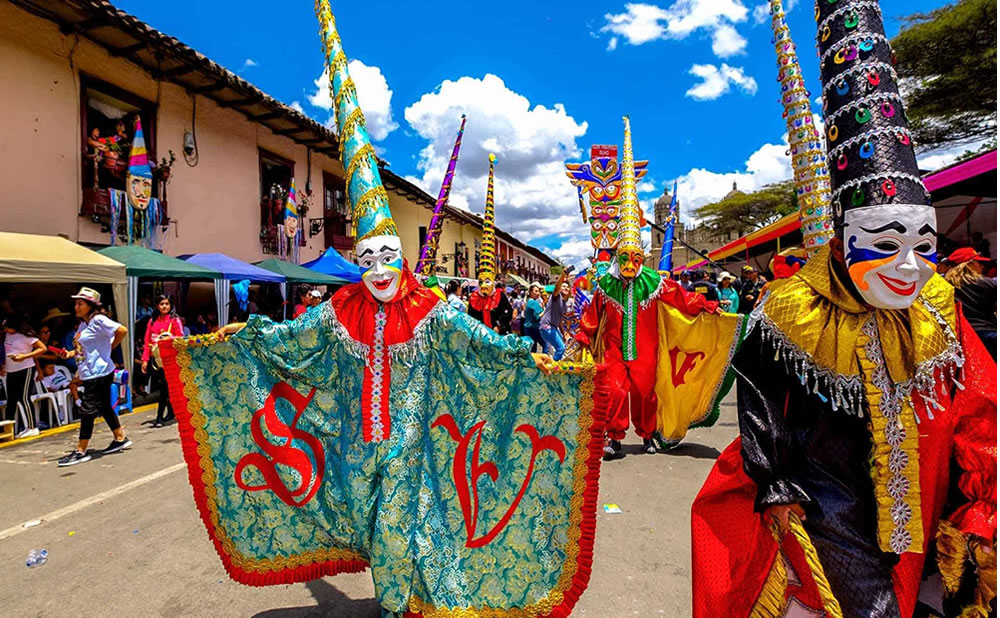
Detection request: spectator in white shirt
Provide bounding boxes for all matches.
[2,316,46,437]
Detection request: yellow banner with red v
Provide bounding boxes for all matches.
[654,305,749,445]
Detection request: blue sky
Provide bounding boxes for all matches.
[115,0,957,266]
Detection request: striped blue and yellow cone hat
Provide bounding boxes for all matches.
[315,0,397,245]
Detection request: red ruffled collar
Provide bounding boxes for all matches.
[329,268,441,346]
[468,289,502,313]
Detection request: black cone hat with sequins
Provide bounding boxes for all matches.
[816,0,930,223]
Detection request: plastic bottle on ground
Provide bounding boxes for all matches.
[25,549,48,568]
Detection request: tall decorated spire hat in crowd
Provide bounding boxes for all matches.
[769,0,833,256]
[817,0,936,310]
[126,116,153,212]
[614,116,645,281]
[318,0,401,302]
[415,114,467,282]
[477,153,499,290]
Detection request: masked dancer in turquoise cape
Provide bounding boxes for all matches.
[158,3,606,617]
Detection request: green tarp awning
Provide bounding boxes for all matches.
[98,246,221,279]
[254,259,349,285]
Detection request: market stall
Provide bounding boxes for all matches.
[98,246,221,368]
[180,253,285,325]
[0,231,130,368]
[255,258,349,318]
[301,247,362,282]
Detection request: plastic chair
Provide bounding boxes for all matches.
[52,366,76,423]
[31,379,61,428]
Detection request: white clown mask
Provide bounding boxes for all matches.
[843,204,937,310]
[357,235,404,303]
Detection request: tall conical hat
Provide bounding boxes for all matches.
[284,179,298,219]
[315,0,397,244]
[769,0,833,255]
[127,116,152,180]
[478,154,498,281]
[416,114,467,277]
[816,0,930,224]
[616,116,643,254]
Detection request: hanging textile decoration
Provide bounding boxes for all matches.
[415,114,467,282]
[278,179,301,263]
[109,189,122,246]
[125,116,154,244]
[232,279,251,313]
[770,0,833,256]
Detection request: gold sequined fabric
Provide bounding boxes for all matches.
[759,245,962,554]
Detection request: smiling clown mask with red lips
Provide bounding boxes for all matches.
[357,235,403,303]
[843,204,937,310]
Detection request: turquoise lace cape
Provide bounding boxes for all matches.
[160,301,605,615]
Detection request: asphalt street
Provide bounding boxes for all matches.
[0,392,739,617]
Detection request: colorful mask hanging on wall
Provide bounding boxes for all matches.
[278,179,301,264]
[110,116,163,248]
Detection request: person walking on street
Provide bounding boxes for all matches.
[445,280,467,313]
[56,288,132,466]
[292,286,311,318]
[689,270,719,302]
[2,316,46,437]
[142,295,183,427]
[717,274,739,312]
[945,247,997,360]
[522,282,546,352]
[539,267,574,361]
[738,268,764,313]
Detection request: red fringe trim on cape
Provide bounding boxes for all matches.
[160,342,370,587]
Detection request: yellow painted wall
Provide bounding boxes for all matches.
[0,2,346,263]
[0,2,549,276]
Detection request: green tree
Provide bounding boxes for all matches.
[694,181,797,238]
[892,0,997,149]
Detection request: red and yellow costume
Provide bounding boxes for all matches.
[577,270,712,440]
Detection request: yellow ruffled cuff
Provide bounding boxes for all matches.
[936,519,997,618]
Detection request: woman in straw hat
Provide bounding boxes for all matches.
[55,287,132,467]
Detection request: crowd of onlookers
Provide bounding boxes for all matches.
[678,265,766,314]
[2,288,133,465]
[442,275,579,361]
[1,242,994,448]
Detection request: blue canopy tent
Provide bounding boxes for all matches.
[301,248,362,283]
[180,253,286,325]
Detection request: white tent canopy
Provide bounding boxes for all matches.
[0,232,130,370]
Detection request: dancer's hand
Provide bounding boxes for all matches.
[766,503,806,534]
[532,353,556,375]
[215,323,247,338]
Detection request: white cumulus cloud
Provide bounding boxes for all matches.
[685,63,758,100]
[674,141,793,223]
[601,1,749,56]
[307,60,399,141]
[404,74,590,265]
